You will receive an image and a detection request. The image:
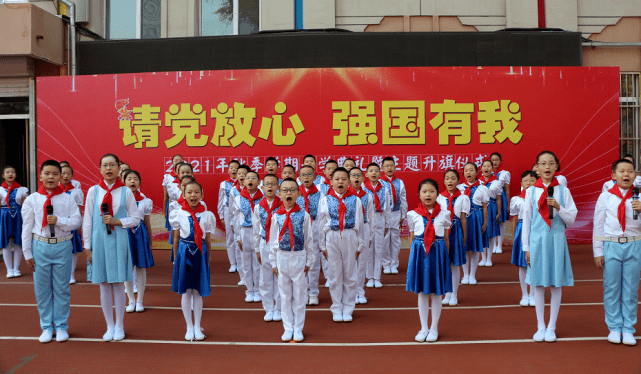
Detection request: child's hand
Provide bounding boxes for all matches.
[26,258,35,271]
[272,267,279,277]
[322,250,328,260]
[495,214,500,224]
[304,266,310,275]
[220,219,225,227]
[546,197,560,210]
[525,252,530,267]
[481,224,487,234]
[86,250,92,264]
[355,251,360,260]
[47,215,57,225]
[399,220,404,229]
[237,240,243,251]
[632,201,641,212]
[102,215,120,226]
[256,253,262,265]
[594,256,604,269]
[384,228,389,237]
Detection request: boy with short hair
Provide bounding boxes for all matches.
[267,178,314,342]
[319,160,338,195]
[380,157,408,274]
[281,164,297,181]
[22,160,83,343]
[229,164,250,286]
[218,160,240,273]
[300,155,325,186]
[348,167,375,304]
[362,162,392,288]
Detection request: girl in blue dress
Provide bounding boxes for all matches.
[479,160,503,267]
[491,152,511,253]
[441,169,470,307]
[170,181,215,341]
[406,179,451,343]
[123,170,155,313]
[510,170,537,307]
[60,165,84,284]
[83,154,141,342]
[1,165,29,278]
[522,151,577,343]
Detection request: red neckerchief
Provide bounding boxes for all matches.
[463,180,480,198]
[260,197,282,242]
[348,186,367,216]
[440,189,461,222]
[533,178,560,227]
[59,183,74,193]
[225,177,235,184]
[492,166,504,176]
[480,174,497,185]
[363,179,382,212]
[240,188,264,211]
[326,188,354,232]
[608,185,634,233]
[276,204,302,249]
[379,174,398,206]
[170,170,177,178]
[414,202,441,256]
[134,190,145,202]
[38,185,64,231]
[234,180,242,192]
[2,181,20,206]
[177,196,185,206]
[99,179,126,221]
[518,189,527,199]
[298,184,319,216]
[180,199,206,252]
[173,177,181,184]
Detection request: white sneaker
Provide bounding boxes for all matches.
[281,330,293,341]
[468,278,477,285]
[355,297,360,305]
[461,276,469,285]
[126,302,136,313]
[229,265,237,273]
[449,297,458,306]
[415,330,428,342]
[13,270,20,277]
[485,261,493,267]
[69,277,76,285]
[544,328,556,342]
[529,297,536,307]
[272,310,282,321]
[133,285,138,293]
[5,270,12,278]
[194,328,205,341]
[496,248,503,254]
[324,280,329,288]
[103,328,115,341]
[443,294,451,304]
[533,328,546,342]
[238,279,246,286]
[520,297,529,307]
[366,279,375,288]
[333,314,343,322]
[135,302,144,312]
[308,296,319,306]
[293,330,304,342]
[622,333,637,346]
[391,267,399,274]
[56,330,69,342]
[244,294,254,303]
[113,328,125,341]
[343,314,353,322]
[383,267,392,274]
[374,280,383,288]
[358,296,368,304]
[264,310,274,322]
[426,330,438,342]
[607,331,621,344]
[253,293,262,303]
[39,330,53,343]
[478,260,486,267]
[185,328,194,341]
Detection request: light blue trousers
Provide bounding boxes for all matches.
[32,239,72,332]
[603,241,641,334]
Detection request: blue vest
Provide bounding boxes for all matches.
[223,181,234,207]
[239,194,263,227]
[383,179,403,212]
[363,183,387,213]
[327,194,357,231]
[356,191,371,224]
[274,209,306,251]
[296,190,322,220]
[314,175,324,185]
[257,201,280,240]
[319,183,331,195]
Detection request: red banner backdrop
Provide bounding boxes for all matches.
[36,66,620,248]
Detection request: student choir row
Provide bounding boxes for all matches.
[0,152,638,346]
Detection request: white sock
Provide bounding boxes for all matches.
[429,294,442,333]
[113,283,126,329]
[133,266,138,289]
[12,248,21,271]
[469,252,479,279]
[99,283,115,330]
[451,265,460,298]
[192,289,203,331]
[418,293,430,333]
[181,289,193,329]
[486,246,493,263]
[548,286,562,330]
[124,281,135,304]
[534,286,546,329]
[462,253,470,278]
[481,248,487,262]
[499,223,506,247]
[519,268,528,298]
[71,253,78,278]
[136,268,147,304]
[2,248,12,272]
[528,285,534,299]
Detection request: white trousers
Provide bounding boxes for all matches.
[277,249,307,332]
[258,239,280,312]
[384,210,402,268]
[366,212,386,281]
[306,221,323,297]
[240,228,260,295]
[224,210,237,266]
[327,229,359,316]
[357,224,371,297]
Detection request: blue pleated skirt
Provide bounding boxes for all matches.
[465,207,486,252]
[0,206,22,247]
[499,189,509,222]
[128,222,155,268]
[406,237,452,296]
[485,198,501,240]
[448,218,466,266]
[172,239,211,297]
[511,220,527,267]
[71,230,83,253]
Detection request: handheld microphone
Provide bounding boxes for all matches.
[547,186,555,220]
[46,205,55,237]
[101,203,112,235]
[633,187,639,220]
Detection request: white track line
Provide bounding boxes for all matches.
[0,335,638,347]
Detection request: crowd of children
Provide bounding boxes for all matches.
[2,150,639,347]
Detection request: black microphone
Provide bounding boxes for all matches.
[101,203,112,235]
[547,186,555,220]
[633,187,639,220]
[46,205,55,238]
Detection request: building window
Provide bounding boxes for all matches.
[621,73,640,170]
[201,0,259,36]
[107,0,160,40]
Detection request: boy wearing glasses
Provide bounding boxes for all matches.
[267,178,314,342]
[299,155,326,186]
[297,165,327,306]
